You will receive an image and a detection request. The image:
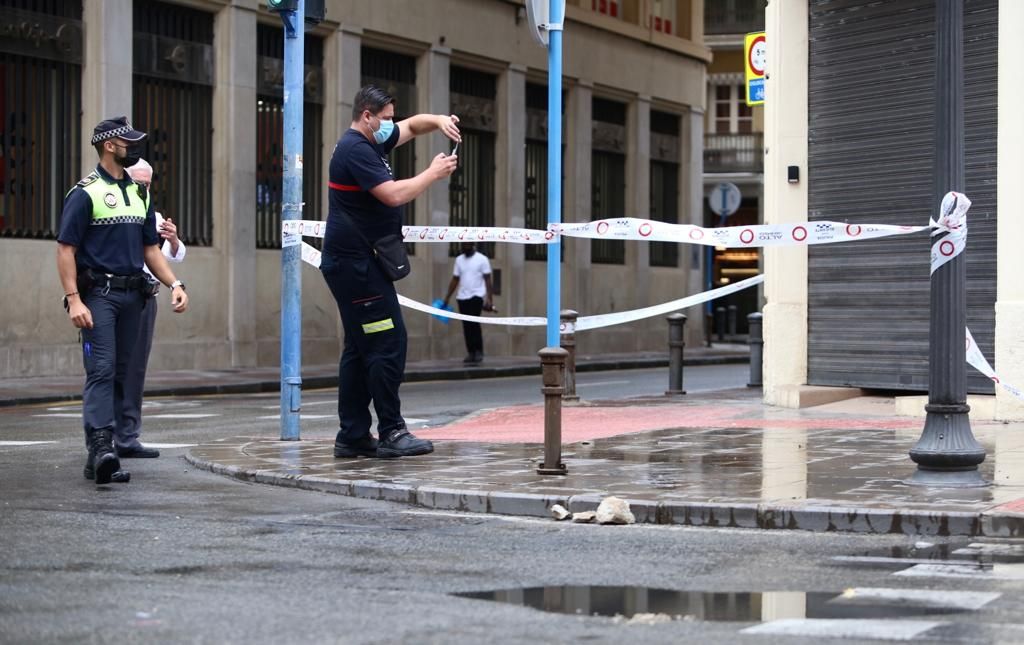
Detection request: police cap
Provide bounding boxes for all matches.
[90,116,147,145]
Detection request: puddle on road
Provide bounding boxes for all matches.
[454,586,971,621]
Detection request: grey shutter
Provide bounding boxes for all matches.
[806,0,997,393]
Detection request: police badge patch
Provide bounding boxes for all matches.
[103,193,117,208]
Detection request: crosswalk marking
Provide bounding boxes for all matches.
[894,563,1024,580]
[136,443,196,449]
[0,441,58,446]
[257,414,334,420]
[742,619,943,640]
[32,413,82,418]
[839,587,999,611]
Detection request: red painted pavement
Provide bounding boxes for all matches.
[416,404,920,443]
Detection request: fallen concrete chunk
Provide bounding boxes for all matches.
[571,511,597,523]
[549,504,571,520]
[596,496,635,525]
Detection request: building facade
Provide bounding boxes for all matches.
[0,0,711,378]
[763,0,1024,419]
[702,0,765,341]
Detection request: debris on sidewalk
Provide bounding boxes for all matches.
[572,511,597,523]
[596,496,635,525]
[549,504,571,520]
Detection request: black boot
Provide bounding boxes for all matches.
[86,429,126,485]
[83,450,131,483]
[377,427,434,459]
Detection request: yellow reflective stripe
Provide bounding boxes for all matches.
[361,318,395,334]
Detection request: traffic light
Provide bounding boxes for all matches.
[267,0,299,11]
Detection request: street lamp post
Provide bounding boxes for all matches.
[907,0,986,487]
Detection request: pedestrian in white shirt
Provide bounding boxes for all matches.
[443,242,493,364]
[117,158,187,458]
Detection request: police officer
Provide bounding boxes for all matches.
[56,117,190,485]
[322,85,459,459]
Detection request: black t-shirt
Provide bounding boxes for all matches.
[323,126,401,258]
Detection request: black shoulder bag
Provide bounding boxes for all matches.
[348,218,410,282]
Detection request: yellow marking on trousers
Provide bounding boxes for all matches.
[362,318,395,334]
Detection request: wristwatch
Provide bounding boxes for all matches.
[170,280,186,291]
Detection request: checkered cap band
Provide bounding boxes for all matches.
[90,125,135,145]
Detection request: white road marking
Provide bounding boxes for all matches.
[742,619,944,640]
[257,414,334,420]
[893,563,1024,580]
[576,380,631,388]
[260,400,335,409]
[135,443,196,449]
[836,587,1000,611]
[33,413,82,418]
[146,414,220,419]
[0,441,59,447]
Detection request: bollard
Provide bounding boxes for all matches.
[560,309,580,402]
[704,311,713,347]
[727,304,738,339]
[747,312,763,387]
[665,313,687,396]
[715,306,726,342]
[537,347,569,475]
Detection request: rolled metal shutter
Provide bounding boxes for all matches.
[806,0,997,393]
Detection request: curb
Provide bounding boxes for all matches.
[0,354,748,408]
[184,450,1023,538]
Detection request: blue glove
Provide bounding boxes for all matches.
[431,298,453,324]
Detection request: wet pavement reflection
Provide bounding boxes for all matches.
[188,392,1024,533]
[454,586,976,621]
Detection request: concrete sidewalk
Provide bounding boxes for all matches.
[0,344,749,407]
[185,387,1024,539]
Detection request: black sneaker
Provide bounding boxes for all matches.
[334,435,379,458]
[377,428,434,459]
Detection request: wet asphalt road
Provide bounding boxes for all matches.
[3,366,1024,644]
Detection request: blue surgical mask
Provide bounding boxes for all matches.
[373,118,394,144]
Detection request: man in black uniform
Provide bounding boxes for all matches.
[56,117,190,485]
[322,85,459,459]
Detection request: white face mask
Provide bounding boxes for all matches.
[372,116,395,144]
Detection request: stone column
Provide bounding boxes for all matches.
[416,46,452,358]
[323,25,363,216]
[564,80,593,317]
[213,4,258,366]
[622,96,647,315]
[683,106,705,347]
[627,96,651,328]
[996,0,1024,420]
[81,0,133,174]
[497,64,527,334]
[762,0,809,406]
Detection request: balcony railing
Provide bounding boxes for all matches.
[705,0,766,35]
[703,133,763,174]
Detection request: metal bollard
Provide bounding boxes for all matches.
[715,306,726,342]
[537,347,569,475]
[727,304,738,339]
[560,309,580,402]
[747,312,763,387]
[666,313,687,396]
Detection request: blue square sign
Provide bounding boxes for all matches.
[747,78,765,104]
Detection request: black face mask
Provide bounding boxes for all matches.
[463,248,475,257]
[114,143,144,168]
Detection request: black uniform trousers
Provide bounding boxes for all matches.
[116,295,158,450]
[79,284,145,444]
[456,296,484,355]
[320,251,407,443]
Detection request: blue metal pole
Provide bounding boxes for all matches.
[279,0,304,440]
[546,1,564,348]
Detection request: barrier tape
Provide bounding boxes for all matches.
[299,242,762,332]
[966,329,1024,402]
[284,217,931,249]
[291,191,1022,402]
[930,191,969,275]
